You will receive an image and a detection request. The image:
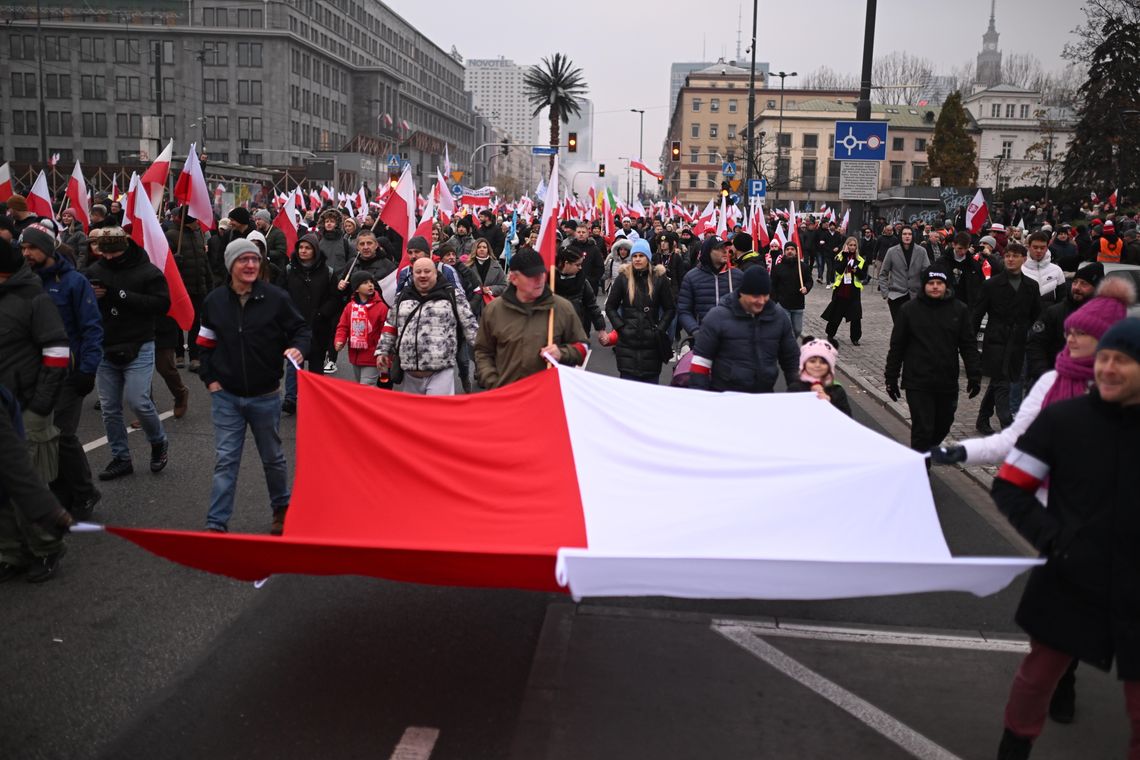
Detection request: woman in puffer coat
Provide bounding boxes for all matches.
[603,240,676,383]
[602,238,633,292]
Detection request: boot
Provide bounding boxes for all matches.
[173,387,190,418]
[976,416,995,436]
[1049,663,1077,723]
[997,728,1032,760]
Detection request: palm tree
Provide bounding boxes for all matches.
[524,54,588,170]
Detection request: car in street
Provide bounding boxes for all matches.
[1103,262,1140,318]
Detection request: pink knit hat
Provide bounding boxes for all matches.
[799,337,838,383]
[1064,277,1136,339]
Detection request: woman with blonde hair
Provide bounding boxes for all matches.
[820,236,870,346]
[603,239,675,383]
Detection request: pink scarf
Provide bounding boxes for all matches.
[1040,347,1095,409]
[349,300,371,349]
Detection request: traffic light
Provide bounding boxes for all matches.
[567,132,578,153]
[598,163,605,178]
[389,168,400,189]
[720,181,730,198]
[501,138,510,156]
[671,141,681,162]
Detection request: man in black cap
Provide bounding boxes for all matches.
[689,266,799,394]
[732,232,763,271]
[1024,262,1104,385]
[474,248,587,389]
[885,266,981,454]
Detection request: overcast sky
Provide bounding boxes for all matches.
[400,0,1085,187]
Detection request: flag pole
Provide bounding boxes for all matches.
[56,193,70,221]
[175,205,187,261]
[547,263,555,348]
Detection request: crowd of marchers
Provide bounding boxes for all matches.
[2,186,1140,759]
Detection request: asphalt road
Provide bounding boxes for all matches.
[1,331,1123,759]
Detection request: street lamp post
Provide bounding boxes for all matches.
[774,71,797,202]
[631,108,645,200]
[745,0,759,192]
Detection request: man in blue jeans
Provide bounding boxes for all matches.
[196,239,310,535]
[84,227,171,480]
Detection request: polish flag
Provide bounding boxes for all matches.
[1108,188,1119,208]
[355,185,368,215]
[65,161,91,232]
[693,199,716,236]
[309,191,321,214]
[715,195,728,240]
[629,158,663,181]
[413,193,435,247]
[460,192,492,208]
[141,139,174,212]
[535,155,560,269]
[629,199,645,219]
[839,208,850,234]
[436,169,455,225]
[126,173,194,330]
[751,201,769,252]
[172,143,216,231]
[0,162,12,202]
[966,189,989,234]
[27,171,56,223]
[111,175,120,203]
[102,365,1039,599]
[773,219,789,250]
[788,200,802,253]
[213,183,225,209]
[377,164,416,306]
[272,190,300,255]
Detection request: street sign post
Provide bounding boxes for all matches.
[722,161,737,178]
[747,178,767,199]
[838,160,879,201]
[833,121,889,161]
[451,184,464,197]
[386,154,401,170]
[532,146,558,156]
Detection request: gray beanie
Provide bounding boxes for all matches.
[18,222,57,255]
[253,209,272,224]
[979,235,998,249]
[224,238,261,272]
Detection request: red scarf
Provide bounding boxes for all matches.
[349,299,372,349]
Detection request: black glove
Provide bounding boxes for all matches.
[967,379,981,399]
[929,445,967,465]
[886,380,901,402]
[72,372,96,397]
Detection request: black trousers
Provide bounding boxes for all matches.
[978,379,1013,428]
[905,389,958,452]
[888,295,910,323]
[825,315,862,344]
[50,380,98,509]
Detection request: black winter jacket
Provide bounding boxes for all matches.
[885,291,981,393]
[972,271,1041,380]
[167,222,213,298]
[938,252,986,307]
[992,392,1140,678]
[689,292,799,393]
[0,265,70,415]
[1024,295,1082,384]
[84,243,171,352]
[285,250,340,326]
[770,258,813,311]
[567,237,605,291]
[605,265,676,377]
[197,281,311,397]
[553,269,604,333]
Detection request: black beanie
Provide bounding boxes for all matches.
[731,232,753,253]
[738,266,771,295]
[228,207,252,227]
[1098,317,1140,364]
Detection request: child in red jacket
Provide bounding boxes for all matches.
[334,271,388,386]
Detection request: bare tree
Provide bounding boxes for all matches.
[800,66,859,91]
[1063,0,1140,63]
[1033,65,1083,107]
[1023,111,1068,200]
[872,51,934,105]
[945,60,976,95]
[1002,52,1046,90]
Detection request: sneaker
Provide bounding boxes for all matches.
[69,492,101,522]
[975,419,995,436]
[271,506,288,536]
[26,544,68,583]
[175,356,186,369]
[150,440,169,473]
[997,728,1032,760]
[98,458,134,481]
[205,524,227,533]
[281,398,296,415]
[851,340,860,346]
[188,359,201,373]
[323,360,338,374]
[0,562,29,583]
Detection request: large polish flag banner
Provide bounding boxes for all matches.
[99,365,1038,599]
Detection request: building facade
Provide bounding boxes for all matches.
[963,85,1074,192]
[464,57,538,148]
[2,0,474,194]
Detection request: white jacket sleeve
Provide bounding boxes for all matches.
[960,371,1056,465]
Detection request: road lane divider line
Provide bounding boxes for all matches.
[711,619,1029,653]
[83,410,175,453]
[715,624,963,760]
[388,726,440,760]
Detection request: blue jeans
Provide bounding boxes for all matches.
[206,389,289,531]
[787,309,804,337]
[96,341,166,461]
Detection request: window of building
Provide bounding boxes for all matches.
[114,38,140,64]
[997,175,1010,192]
[1005,103,1016,118]
[238,117,263,141]
[688,171,698,189]
[83,149,108,165]
[777,132,791,148]
[691,123,700,138]
[205,115,229,140]
[707,151,718,164]
[10,72,36,98]
[45,74,71,99]
[14,148,40,162]
[238,43,263,67]
[890,162,904,185]
[801,159,817,190]
[827,159,842,191]
[991,103,1001,118]
[13,111,38,135]
[115,76,141,101]
[776,157,790,186]
[237,80,263,104]
[46,112,73,136]
[81,113,107,138]
[912,163,926,183]
[44,36,65,61]
[710,98,720,112]
[118,150,142,164]
[10,35,36,60]
[706,171,718,189]
[709,124,719,138]
[116,113,142,137]
[203,41,228,66]
[292,50,302,75]
[236,8,264,27]
[149,77,174,103]
[728,99,737,113]
[81,75,106,100]
[891,136,905,151]
[915,137,927,152]
[204,79,229,103]
[1019,104,1030,119]
[728,124,737,140]
[691,98,701,112]
[689,147,699,163]
[79,37,106,62]
[1001,139,1013,159]
[766,99,776,108]
[803,133,818,149]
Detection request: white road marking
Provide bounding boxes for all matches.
[82,410,175,453]
[388,726,440,760]
[711,619,1029,653]
[715,624,963,760]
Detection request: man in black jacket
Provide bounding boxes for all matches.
[85,228,172,480]
[282,233,339,414]
[972,243,1041,434]
[940,232,986,307]
[566,224,604,294]
[885,266,981,454]
[552,249,605,338]
[769,242,812,338]
[1024,262,1102,385]
[197,239,310,535]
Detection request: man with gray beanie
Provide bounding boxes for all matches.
[196,238,310,535]
[253,208,288,269]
